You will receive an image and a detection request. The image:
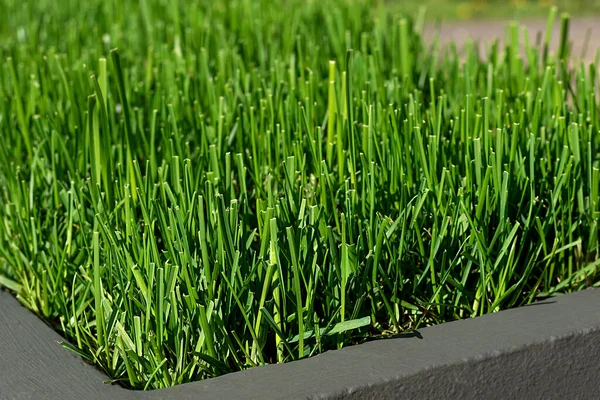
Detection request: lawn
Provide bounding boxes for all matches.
[1,0,599,390]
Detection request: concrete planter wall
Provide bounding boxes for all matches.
[1,288,599,400]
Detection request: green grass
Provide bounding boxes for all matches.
[1,0,599,390]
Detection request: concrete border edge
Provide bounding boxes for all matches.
[1,288,599,399]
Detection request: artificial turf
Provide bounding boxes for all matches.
[0,0,599,390]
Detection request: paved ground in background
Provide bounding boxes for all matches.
[424,18,600,62]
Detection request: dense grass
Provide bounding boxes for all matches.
[1,0,599,390]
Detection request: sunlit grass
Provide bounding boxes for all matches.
[0,0,599,390]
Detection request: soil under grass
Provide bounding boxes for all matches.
[0,0,599,390]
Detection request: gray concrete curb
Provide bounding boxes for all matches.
[1,288,599,400]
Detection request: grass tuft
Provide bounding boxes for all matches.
[0,0,599,390]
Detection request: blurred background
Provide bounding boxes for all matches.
[389,0,600,20]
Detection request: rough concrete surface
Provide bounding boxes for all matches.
[1,287,600,399]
